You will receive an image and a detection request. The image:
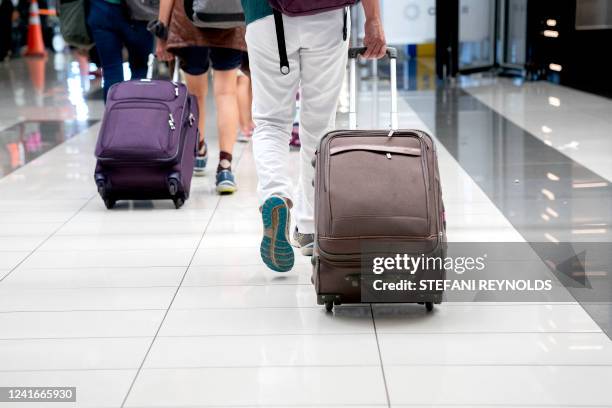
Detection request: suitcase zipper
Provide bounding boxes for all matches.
[322,130,425,192]
[322,131,432,230]
[317,235,442,265]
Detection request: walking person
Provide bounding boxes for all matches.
[154,0,245,193]
[242,0,387,272]
[87,0,154,101]
[0,0,15,61]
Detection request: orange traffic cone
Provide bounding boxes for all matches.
[25,0,47,57]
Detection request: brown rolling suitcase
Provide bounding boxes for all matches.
[312,47,447,312]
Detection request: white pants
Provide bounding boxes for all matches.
[246,9,350,234]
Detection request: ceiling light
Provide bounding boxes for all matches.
[547,172,559,181]
[544,30,559,38]
[541,189,555,200]
[572,228,607,234]
[544,233,559,243]
[572,182,608,189]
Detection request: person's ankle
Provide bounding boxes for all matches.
[217,151,233,173]
[198,139,207,156]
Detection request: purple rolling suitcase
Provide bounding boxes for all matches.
[94,57,199,209]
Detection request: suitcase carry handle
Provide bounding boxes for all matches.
[348,46,398,130]
[348,47,398,59]
[146,53,181,83]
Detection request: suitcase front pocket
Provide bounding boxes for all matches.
[328,146,430,238]
[98,103,180,162]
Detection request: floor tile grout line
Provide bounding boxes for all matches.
[370,305,392,408]
[0,305,599,313]
[124,405,389,408]
[118,195,223,408]
[5,362,612,374]
[0,364,386,374]
[1,329,605,341]
[0,283,315,290]
[2,331,469,341]
[0,195,97,284]
[0,332,376,341]
[118,405,607,408]
[119,143,250,407]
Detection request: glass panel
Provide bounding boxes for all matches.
[576,0,612,30]
[459,0,496,70]
[504,0,527,66]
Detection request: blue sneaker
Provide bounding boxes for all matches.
[194,140,208,176]
[260,196,294,273]
[216,169,237,194]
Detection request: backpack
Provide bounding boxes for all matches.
[57,0,93,49]
[268,0,357,16]
[124,0,159,22]
[184,0,245,29]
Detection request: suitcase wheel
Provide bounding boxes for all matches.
[104,198,116,210]
[168,178,180,196]
[173,197,185,210]
[96,181,106,196]
[325,301,334,313]
[425,302,434,312]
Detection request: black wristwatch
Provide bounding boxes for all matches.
[147,20,169,41]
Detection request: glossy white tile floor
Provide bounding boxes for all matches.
[463,76,612,183]
[0,54,611,407]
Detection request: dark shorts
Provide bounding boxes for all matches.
[175,46,242,76]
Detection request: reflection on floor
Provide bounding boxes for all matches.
[407,84,612,339]
[0,120,97,177]
[0,54,611,407]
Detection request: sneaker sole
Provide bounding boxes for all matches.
[216,183,237,194]
[260,197,294,273]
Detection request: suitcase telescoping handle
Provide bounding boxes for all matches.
[146,53,181,83]
[348,47,398,130]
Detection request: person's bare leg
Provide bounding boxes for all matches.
[183,71,209,145]
[214,69,239,153]
[237,74,254,137]
[184,71,209,175]
[213,68,239,193]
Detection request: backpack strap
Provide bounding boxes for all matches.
[273,6,349,75]
[184,0,195,22]
[273,9,290,75]
[343,7,348,41]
